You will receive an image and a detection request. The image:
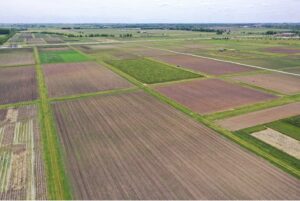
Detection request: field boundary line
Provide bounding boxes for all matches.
[205,94,300,121]
[49,87,139,103]
[143,46,300,77]
[33,47,72,199]
[0,100,38,110]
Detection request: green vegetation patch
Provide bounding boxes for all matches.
[267,115,300,141]
[107,58,201,84]
[40,50,89,64]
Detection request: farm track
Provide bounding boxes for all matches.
[53,91,300,200]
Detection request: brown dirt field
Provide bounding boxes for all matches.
[43,62,133,97]
[156,79,276,114]
[153,54,253,75]
[265,47,300,54]
[233,73,300,95]
[251,128,300,159]
[44,36,64,44]
[52,91,300,200]
[75,45,117,54]
[0,66,38,105]
[216,102,300,131]
[0,105,47,200]
[0,49,35,67]
[129,47,175,57]
[217,103,300,131]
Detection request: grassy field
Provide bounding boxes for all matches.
[267,115,300,141]
[107,58,202,84]
[40,50,90,64]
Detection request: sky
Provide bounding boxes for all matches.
[0,0,300,23]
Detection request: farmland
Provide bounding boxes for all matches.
[52,91,300,200]
[39,48,89,64]
[0,106,47,200]
[0,24,300,200]
[232,73,300,95]
[43,62,133,97]
[0,49,34,67]
[107,58,201,84]
[0,66,38,105]
[156,79,277,114]
[216,102,300,131]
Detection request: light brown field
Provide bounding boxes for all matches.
[233,73,300,95]
[43,62,133,97]
[156,79,276,114]
[0,106,47,200]
[53,91,300,200]
[265,47,300,54]
[0,66,38,105]
[0,49,35,67]
[217,102,300,131]
[251,128,300,159]
[153,54,253,75]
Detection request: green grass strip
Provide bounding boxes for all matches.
[34,47,72,199]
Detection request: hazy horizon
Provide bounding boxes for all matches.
[1,0,300,23]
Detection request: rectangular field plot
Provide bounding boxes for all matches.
[153,54,253,75]
[0,106,47,200]
[251,128,300,159]
[0,49,34,67]
[107,58,201,84]
[217,102,300,131]
[0,66,38,105]
[39,49,89,64]
[232,73,300,95]
[52,91,300,200]
[43,62,133,97]
[156,79,276,114]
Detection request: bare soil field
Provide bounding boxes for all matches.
[233,73,300,95]
[153,54,253,75]
[43,62,133,97]
[52,91,300,200]
[0,106,47,200]
[217,102,300,131]
[156,79,276,114]
[0,49,35,67]
[129,47,176,57]
[0,66,38,105]
[265,47,300,54]
[76,45,118,54]
[251,128,300,159]
[44,36,64,44]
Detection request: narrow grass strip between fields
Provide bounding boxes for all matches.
[50,87,139,103]
[0,100,38,110]
[33,47,72,200]
[73,45,300,179]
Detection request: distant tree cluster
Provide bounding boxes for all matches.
[0,28,16,45]
[119,33,133,38]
